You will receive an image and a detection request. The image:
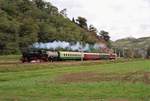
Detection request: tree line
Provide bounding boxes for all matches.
[114,46,150,59]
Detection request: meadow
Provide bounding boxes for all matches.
[0,55,150,101]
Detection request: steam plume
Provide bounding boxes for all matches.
[33,41,106,52]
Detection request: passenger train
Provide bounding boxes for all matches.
[21,50,117,63]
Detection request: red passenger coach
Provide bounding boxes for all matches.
[83,53,100,60]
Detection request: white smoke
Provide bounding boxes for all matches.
[94,44,106,49]
[33,41,106,52]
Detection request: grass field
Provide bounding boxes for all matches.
[0,56,150,101]
[0,55,20,63]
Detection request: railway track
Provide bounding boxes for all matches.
[0,59,132,66]
[0,61,21,65]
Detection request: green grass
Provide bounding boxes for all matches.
[0,56,150,101]
[0,55,20,63]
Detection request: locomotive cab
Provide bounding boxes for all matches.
[21,50,48,63]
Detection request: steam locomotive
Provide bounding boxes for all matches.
[21,50,117,63]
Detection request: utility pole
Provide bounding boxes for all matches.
[113,47,116,54]
[123,48,125,58]
[81,41,84,62]
[119,50,121,58]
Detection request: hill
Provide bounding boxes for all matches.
[0,0,99,54]
[112,37,150,49]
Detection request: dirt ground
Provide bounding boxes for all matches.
[56,71,150,84]
[108,99,129,101]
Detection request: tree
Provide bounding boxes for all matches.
[76,16,88,29]
[99,30,111,48]
[0,0,18,16]
[45,2,58,16]
[60,8,67,18]
[38,23,57,42]
[33,0,45,9]
[99,30,110,42]
[18,19,39,51]
[0,15,20,54]
[72,17,76,23]
[89,25,97,33]
[18,0,32,14]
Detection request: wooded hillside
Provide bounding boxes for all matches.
[112,37,150,58]
[113,37,150,48]
[0,0,102,54]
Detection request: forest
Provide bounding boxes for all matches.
[0,0,110,54]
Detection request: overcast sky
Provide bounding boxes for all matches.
[47,0,150,40]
